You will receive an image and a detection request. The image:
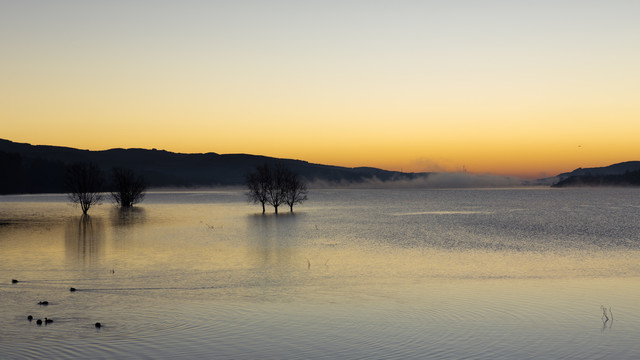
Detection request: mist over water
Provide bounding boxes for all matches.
[310,172,526,189]
[1,188,639,359]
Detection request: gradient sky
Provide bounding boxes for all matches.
[1,1,639,178]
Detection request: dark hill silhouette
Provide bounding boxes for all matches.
[556,161,640,179]
[0,139,426,194]
[552,161,640,187]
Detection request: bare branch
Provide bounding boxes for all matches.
[65,162,104,214]
[245,163,308,214]
[110,167,147,208]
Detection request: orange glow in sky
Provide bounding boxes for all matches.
[1,1,639,179]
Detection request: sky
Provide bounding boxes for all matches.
[1,1,639,179]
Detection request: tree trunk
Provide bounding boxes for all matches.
[289,204,293,212]
[274,205,278,214]
[261,202,265,214]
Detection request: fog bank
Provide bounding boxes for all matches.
[310,172,527,189]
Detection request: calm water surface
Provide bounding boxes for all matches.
[1,188,639,359]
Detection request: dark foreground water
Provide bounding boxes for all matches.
[1,188,639,359]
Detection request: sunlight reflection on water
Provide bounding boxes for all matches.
[1,188,640,359]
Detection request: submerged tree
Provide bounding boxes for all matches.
[283,169,308,212]
[110,167,147,208]
[65,162,104,214]
[266,164,288,214]
[246,164,271,213]
[246,163,308,214]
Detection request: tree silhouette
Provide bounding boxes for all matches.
[65,162,104,214]
[266,164,288,214]
[110,167,147,207]
[283,169,308,212]
[246,163,308,214]
[246,164,271,213]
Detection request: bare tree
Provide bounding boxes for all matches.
[246,164,272,214]
[283,170,308,212]
[110,167,147,208]
[266,164,288,214]
[246,163,308,214]
[65,162,104,214]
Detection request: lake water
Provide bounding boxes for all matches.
[1,188,640,359]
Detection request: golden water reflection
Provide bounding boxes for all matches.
[64,215,105,265]
[111,207,147,227]
[245,213,301,268]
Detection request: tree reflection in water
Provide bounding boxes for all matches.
[111,206,147,228]
[245,212,302,268]
[110,207,147,250]
[65,214,104,266]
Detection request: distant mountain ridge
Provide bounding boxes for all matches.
[557,161,640,178]
[552,161,640,187]
[0,139,426,194]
